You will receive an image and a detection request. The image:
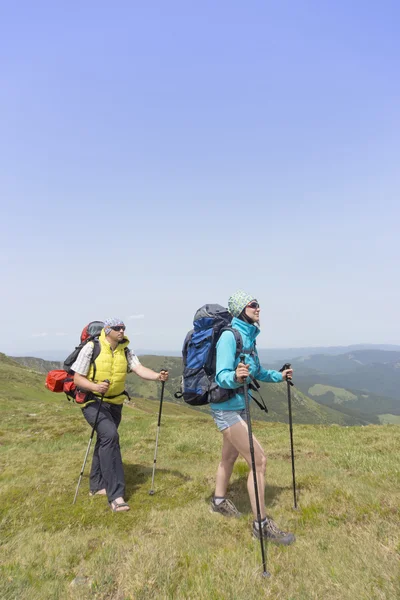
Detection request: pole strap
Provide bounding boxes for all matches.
[249,377,268,413]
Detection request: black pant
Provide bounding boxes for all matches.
[82,400,124,503]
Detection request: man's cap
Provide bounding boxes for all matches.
[104,317,125,334]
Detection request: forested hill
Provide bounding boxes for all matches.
[267,349,400,424]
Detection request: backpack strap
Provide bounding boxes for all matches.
[220,326,256,361]
[220,327,242,359]
[123,348,131,401]
[90,338,101,381]
[124,347,129,365]
[181,330,193,366]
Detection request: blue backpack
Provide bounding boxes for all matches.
[175,304,252,406]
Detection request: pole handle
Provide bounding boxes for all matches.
[279,363,294,386]
[238,354,249,386]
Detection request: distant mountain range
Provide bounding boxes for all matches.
[256,344,400,363]
[270,349,400,372]
[11,343,400,363]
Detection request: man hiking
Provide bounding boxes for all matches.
[72,317,168,512]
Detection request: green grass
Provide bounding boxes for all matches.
[308,384,357,403]
[378,414,400,424]
[0,357,400,599]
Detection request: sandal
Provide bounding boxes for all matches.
[110,499,130,512]
[89,489,107,497]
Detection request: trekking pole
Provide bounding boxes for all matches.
[279,363,297,509]
[72,379,110,505]
[241,355,270,578]
[149,371,167,495]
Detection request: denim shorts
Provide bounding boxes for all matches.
[211,408,248,432]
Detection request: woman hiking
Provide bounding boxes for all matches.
[210,290,295,545]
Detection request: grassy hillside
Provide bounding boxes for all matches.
[10,353,369,426]
[295,377,398,421]
[379,414,400,424]
[309,384,358,402]
[0,355,399,599]
[324,364,400,401]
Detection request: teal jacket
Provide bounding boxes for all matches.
[211,317,283,411]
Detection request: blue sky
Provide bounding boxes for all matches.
[1,1,399,356]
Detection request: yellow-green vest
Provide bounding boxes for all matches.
[87,329,130,405]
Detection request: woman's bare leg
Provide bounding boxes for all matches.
[215,432,240,497]
[212,418,295,544]
[223,419,267,519]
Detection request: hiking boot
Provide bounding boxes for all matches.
[210,498,242,518]
[253,517,295,545]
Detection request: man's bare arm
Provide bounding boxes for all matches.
[74,373,109,394]
[130,364,169,382]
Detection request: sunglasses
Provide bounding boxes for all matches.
[110,325,126,331]
[246,302,260,309]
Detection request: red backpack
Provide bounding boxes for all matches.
[45,321,104,403]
